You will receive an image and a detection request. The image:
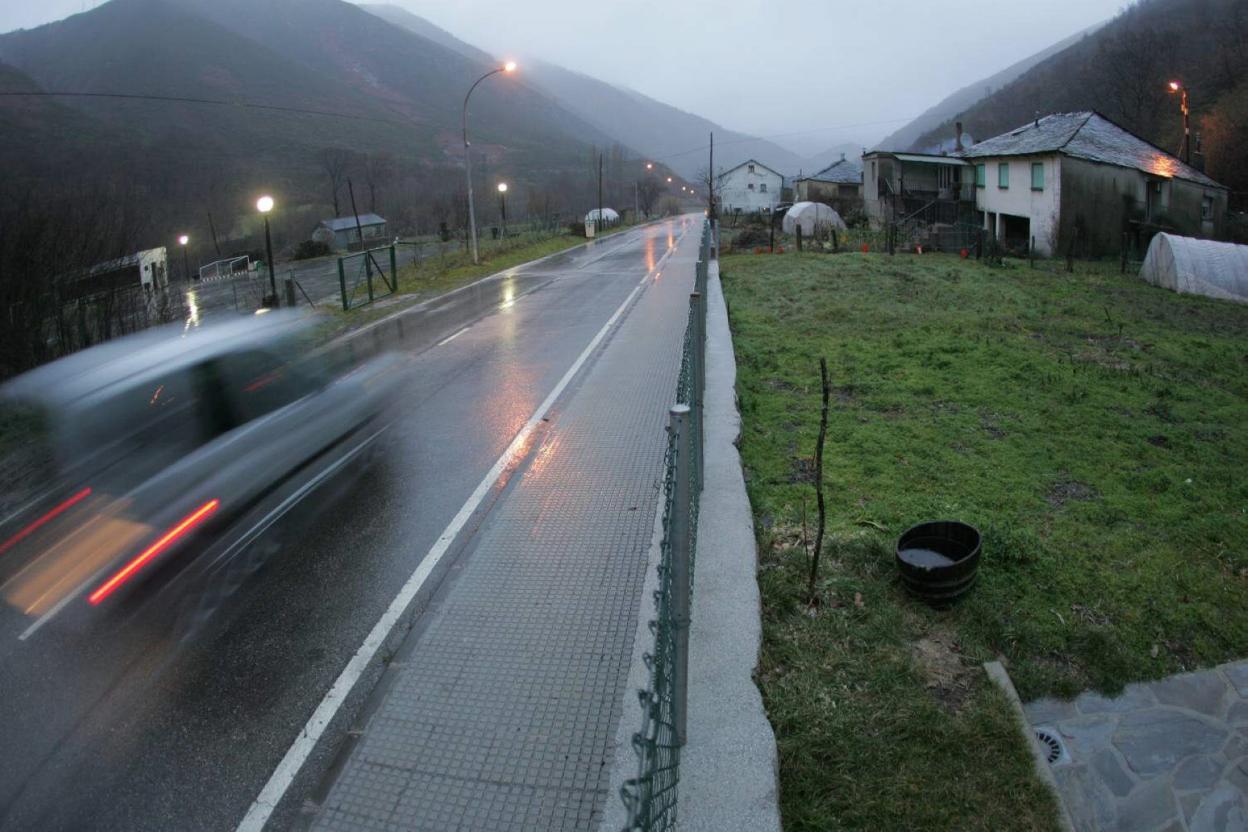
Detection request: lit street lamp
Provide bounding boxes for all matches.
[257,195,277,306]
[463,61,517,265]
[1167,80,1190,164]
[497,182,508,237]
[177,234,191,283]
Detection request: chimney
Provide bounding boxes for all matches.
[840,152,846,162]
[1035,111,1041,128]
[954,121,964,153]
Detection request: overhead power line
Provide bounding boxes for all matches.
[0,90,412,128]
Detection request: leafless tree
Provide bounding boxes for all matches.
[362,152,395,214]
[1086,14,1167,137]
[637,177,661,218]
[318,147,355,217]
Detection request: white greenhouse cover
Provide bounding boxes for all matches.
[781,201,846,236]
[584,208,620,224]
[1138,234,1248,304]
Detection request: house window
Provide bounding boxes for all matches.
[760,183,767,193]
[1031,162,1044,191]
[747,183,754,191]
[1202,195,1214,220]
[748,164,755,173]
[998,163,1009,189]
[975,164,986,188]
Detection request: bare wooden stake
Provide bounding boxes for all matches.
[807,357,831,602]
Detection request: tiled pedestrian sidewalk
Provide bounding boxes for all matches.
[310,234,696,829]
[1025,661,1248,831]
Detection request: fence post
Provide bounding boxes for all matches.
[796,225,803,252]
[284,275,296,308]
[1121,232,1128,274]
[390,244,398,291]
[338,257,349,311]
[668,403,693,748]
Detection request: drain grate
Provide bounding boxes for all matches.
[1034,728,1064,764]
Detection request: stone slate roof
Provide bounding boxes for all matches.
[959,112,1223,189]
[802,158,863,184]
[321,213,387,232]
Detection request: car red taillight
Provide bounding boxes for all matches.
[87,499,220,605]
[0,487,93,559]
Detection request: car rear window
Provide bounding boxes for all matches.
[0,402,57,521]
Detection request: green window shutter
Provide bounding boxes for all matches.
[976,164,985,187]
[998,163,1009,189]
[1031,162,1044,191]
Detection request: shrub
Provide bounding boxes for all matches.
[733,227,771,249]
[292,240,331,260]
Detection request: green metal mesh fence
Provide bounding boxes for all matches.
[620,219,713,830]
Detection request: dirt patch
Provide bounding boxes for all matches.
[911,631,976,713]
[765,378,802,393]
[1047,477,1098,508]
[790,456,817,484]
[831,385,859,405]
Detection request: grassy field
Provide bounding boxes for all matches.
[722,249,1248,830]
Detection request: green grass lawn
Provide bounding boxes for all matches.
[722,249,1248,830]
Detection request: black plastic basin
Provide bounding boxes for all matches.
[896,520,981,603]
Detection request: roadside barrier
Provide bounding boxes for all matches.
[620,218,713,830]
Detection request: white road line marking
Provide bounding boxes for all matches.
[235,226,678,831]
[436,326,470,346]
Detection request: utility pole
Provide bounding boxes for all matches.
[207,212,222,257]
[708,131,716,219]
[597,152,604,234]
[634,180,639,223]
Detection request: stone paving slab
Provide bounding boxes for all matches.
[1024,661,1248,831]
[309,229,697,830]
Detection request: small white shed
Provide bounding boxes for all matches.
[1138,233,1248,304]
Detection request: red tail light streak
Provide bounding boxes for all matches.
[87,499,220,605]
[0,487,93,558]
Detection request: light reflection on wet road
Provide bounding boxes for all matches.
[0,216,699,831]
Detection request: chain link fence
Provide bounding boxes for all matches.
[620,219,713,831]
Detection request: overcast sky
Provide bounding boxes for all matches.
[3,0,1125,153]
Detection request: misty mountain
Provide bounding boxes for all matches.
[910,0,1247,193]
[877,22,1104,152]
[0,0,665,249]
[362,3,810,179]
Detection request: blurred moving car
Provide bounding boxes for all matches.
[0,311,405,641]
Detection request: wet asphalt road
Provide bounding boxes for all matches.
[0,216,694,831]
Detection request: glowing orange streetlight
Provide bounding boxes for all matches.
[1167,80,1190,163]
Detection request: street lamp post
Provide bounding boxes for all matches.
[1168,81,1190,164]
[177,234,191,283]
[463,61,517,265]
[497,182,508,237]
[257,195,277,306]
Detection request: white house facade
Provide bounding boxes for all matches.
[717,159,783,214]
[961,112,1228,256]
[969,155,1062,254]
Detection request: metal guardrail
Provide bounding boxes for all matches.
[620,219,713,831]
